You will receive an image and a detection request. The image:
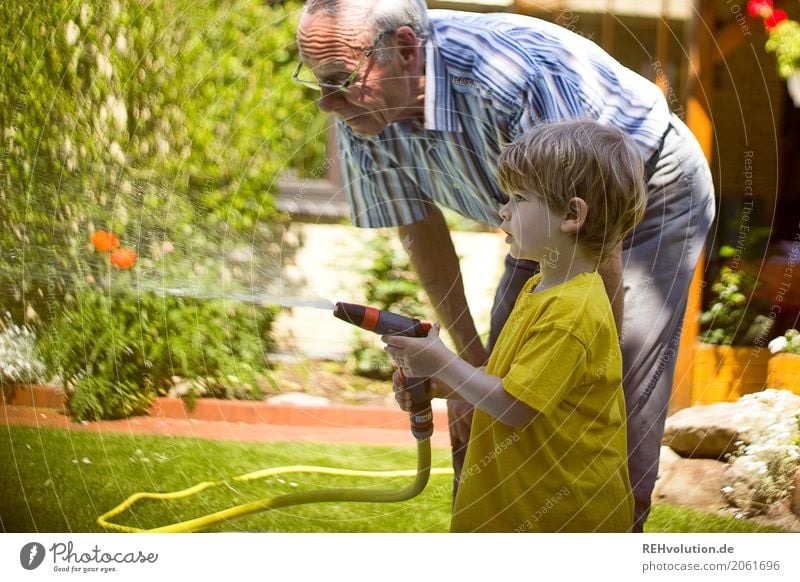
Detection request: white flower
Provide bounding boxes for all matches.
[64,20,80,46]
[108,141,126,165]
[769,336,788,354]
[726,389,800,514]
[96,52,113,79]
[0,316,45,384]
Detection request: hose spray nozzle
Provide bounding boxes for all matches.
[333,302,434,440]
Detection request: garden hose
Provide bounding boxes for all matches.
[97,303,447,533]
[97,438,452,533]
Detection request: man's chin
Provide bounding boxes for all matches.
[340,114,384,137]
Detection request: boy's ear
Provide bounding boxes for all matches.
[560,197,588,234]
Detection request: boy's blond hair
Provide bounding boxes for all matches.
[497,119,647,264]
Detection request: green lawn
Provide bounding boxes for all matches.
[0,425,782,533]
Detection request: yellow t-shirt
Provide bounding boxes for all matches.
[451,271,633,532]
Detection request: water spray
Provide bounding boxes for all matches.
[97,303,446,533]
[147,286,335,311]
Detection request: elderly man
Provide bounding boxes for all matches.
[295,0,714,532]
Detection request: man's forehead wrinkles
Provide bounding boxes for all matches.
[298,36,363,64]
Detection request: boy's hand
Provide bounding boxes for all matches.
[382,324,452,378]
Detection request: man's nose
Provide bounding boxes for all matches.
[317,86,347,113]
[498,201,511,220]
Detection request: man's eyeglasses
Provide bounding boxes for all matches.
[293,29,394,92]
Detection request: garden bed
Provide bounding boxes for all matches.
[3,360,449,431]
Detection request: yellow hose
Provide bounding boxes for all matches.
[97,438,452,533]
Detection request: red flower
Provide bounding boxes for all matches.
[747,0,773,17]
[91,230,120,252]
[110,248,137,269]
[765,9,788,30]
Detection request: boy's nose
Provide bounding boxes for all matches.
[498,201,511,220]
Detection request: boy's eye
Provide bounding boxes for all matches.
[512,193,526,202]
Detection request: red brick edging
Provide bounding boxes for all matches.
[4,385,449,431]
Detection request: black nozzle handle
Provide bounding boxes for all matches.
[400,372,433,441]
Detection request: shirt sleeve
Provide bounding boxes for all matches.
[502,326,588,416]
[337,122,434,228]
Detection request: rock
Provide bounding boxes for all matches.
[167,377,205,398]
[662,402,746,459]
[653,446,682,496]
[659,445,681,469]
[651,458,729,511]
[656,445,681,479]
[266,392,331,407]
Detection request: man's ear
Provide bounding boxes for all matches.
[395,25,421,72]
[560,197,588,234]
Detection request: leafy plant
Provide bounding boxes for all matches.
[349,235,428,380]
[37,230,277,421]
[766,19,800,78]
[699,266,773,345]
[749,1,800,78]
[39,284,277,421]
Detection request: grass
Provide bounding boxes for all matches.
[0,426,453,533]
[0,425,785,533]
[645,503,784,533]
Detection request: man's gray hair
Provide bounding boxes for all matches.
[302,0,431,60]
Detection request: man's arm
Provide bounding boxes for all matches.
[598,243,624,336]
[398,205,489,367]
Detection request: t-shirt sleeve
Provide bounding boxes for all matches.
[337,122,433,228]
[502,326,588,416]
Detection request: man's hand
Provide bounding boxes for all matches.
[391,370,413,412]
[392,370,463,412]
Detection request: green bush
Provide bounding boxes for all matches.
[39,282,277,422]
[1,1,328,419]
[0,0,324,322]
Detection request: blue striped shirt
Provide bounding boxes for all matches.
[339,10,671,228]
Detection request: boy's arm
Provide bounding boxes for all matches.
[434,359,538,428]
[383,327,538,427]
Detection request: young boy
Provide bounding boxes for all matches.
[383,119,647,532]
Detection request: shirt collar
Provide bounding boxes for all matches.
[424,34,462,133]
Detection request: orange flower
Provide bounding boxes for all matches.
[91,230,120,252]
[110,247,137,269]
